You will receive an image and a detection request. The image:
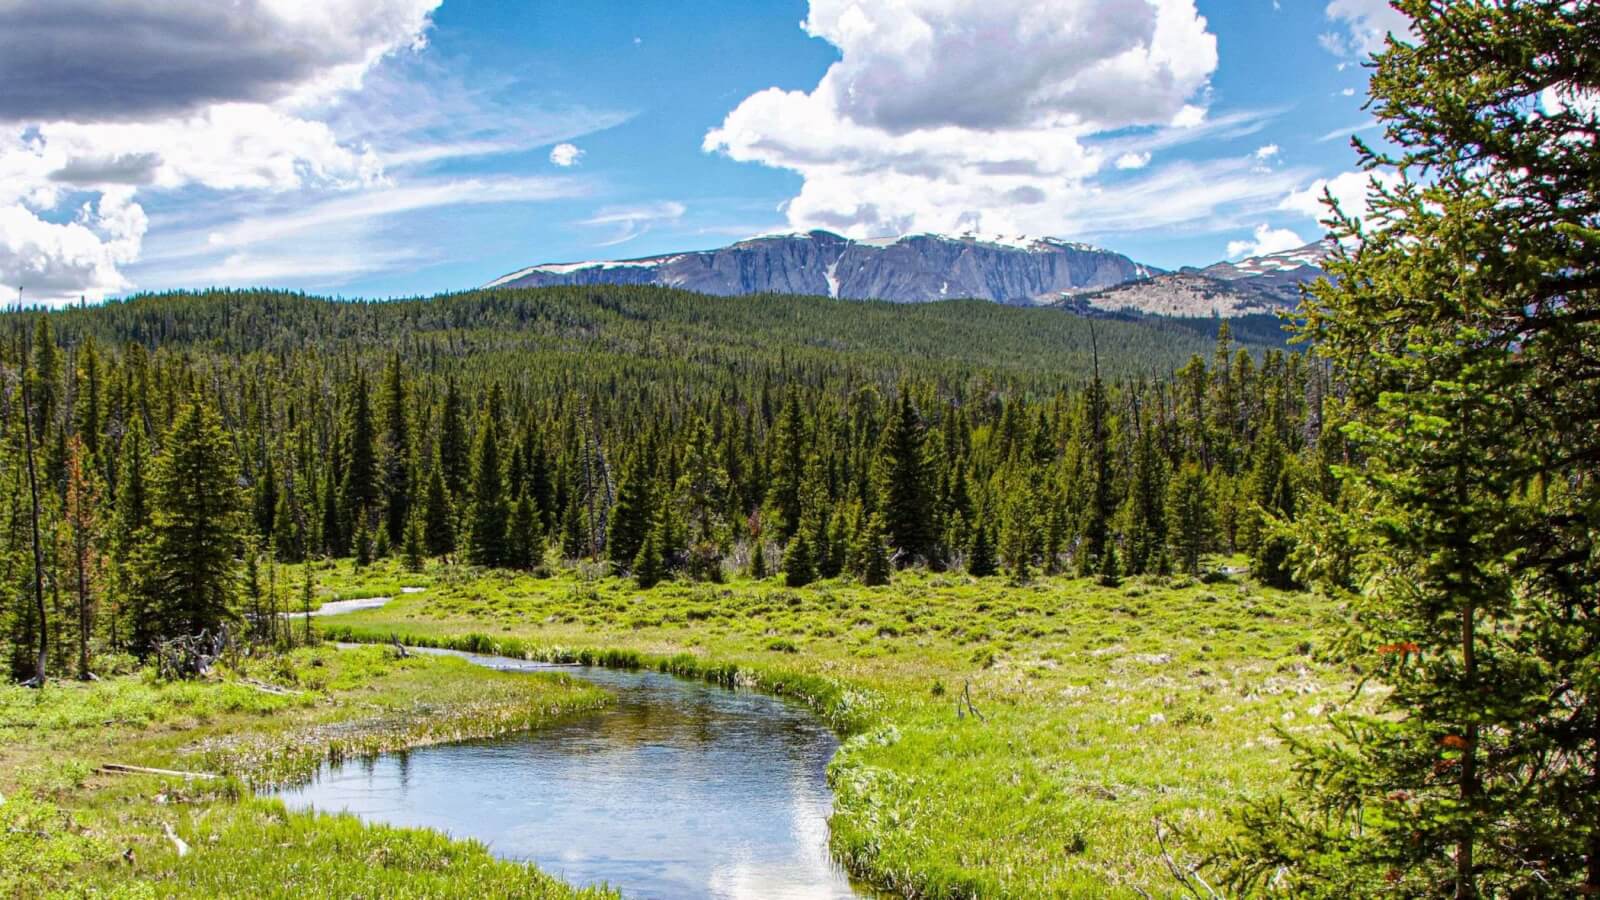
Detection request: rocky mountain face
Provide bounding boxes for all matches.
[1061,241,1334,317]
[486,230,1158,304]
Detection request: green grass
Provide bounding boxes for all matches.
[0,644,615,898]
[317,558,1353,898]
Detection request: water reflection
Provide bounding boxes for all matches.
[273,652,859,899]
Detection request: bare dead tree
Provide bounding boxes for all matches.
[17,323,48,688]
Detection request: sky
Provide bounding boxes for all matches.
[0,0,1417,305]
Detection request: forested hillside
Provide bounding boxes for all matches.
[0,285,1318,679]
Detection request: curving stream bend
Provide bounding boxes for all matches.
[272,647,861,899]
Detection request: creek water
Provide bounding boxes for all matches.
[271,648,860,899]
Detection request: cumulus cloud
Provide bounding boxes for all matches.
[1115,152,1152,170]
[0,0,455,303]
[1254,144,1279,161]
[1281,168,1403,231]
[0,189,146,301]
[705,0,1222,239]
[0,0,441,123]
[550,143,585,167]
[1227,223,1304,259]
[1321,0,1411,60]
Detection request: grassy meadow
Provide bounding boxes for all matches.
[0,641,615,898]
[313,558,1354,898]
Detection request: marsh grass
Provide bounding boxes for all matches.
[0,644,614,898]
[319,557,1352,898]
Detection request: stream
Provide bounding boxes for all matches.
[271,647,861,899]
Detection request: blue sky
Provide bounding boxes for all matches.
[0,0,1409,304]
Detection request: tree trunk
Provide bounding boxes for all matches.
[20,372,47,688]
[76,538,90,679]
[1457,601,1477,899]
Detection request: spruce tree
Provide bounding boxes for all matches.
[1165,461,1212,577]
[251,459,277,539]
[421,460,454,557]
[402,512,425,574]
[783,531,816,588]
[508,489,538,570]
[633,524,666,589]
[438,378,470,498]
[560,497,586,561]
[967,522,997,578]
[748,537,767,580]
[875,389,933,563]
[607,456,652,570]
[856,513,892,587]
[340,373,379,535]
[1231,4,1600,893]
[380,354,412,546]
[353,514,373,568]
[467,417,508,567]
[141,402,244,651]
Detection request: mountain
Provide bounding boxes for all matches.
[485,230,1159,304]
[1059,241,1333,318]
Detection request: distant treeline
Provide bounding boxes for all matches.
[0,287,1327,681]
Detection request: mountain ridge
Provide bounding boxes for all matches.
[486,230,1331,317]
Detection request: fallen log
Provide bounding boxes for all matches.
[99,764,218,780]
[234,678,301,696]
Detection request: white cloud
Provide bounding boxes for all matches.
[135,175,588,289]
[1115,152,1151,170]
[1322,0,1411,59]
[549,143,585,167]
[0,0,442,122]
[1281,168,1403,231]
[0,189,146,301]
[705,0,1221,239]
[1254,144,1279,161]
[577,201,686,246]
[1227,223,1304,258]
[0,2,450,303]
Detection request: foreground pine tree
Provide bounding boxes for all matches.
[1228,2,1600,894]
[140,402,244,651]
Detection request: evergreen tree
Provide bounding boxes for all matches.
[748,535,767,580]
[875,390,933,563]
[421,460,454,557]
[560,497,586,561]
[508,489,538,570]
[438,377,470,498]
[1078,366,1114,574]
[340,372,379,534]
[1165,462,1212,577]
[381,354,412,546]
[467,417,508,567]
[251,459,277,539]
[402,512,425,573]
[1231,4,1600,893]
[856,513,892,587]
[110,424,151,648]
[353,515,373,568]
[319,463,343,556]
[783,531,816,588]
[140,402,244,652]
[607,456,652,569]
[272,485,302,562]
[765,392,809,539]
[1124,421,1167,575]
[967,521,997,578]
[63,437,101,678]
[633,523,666,589]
